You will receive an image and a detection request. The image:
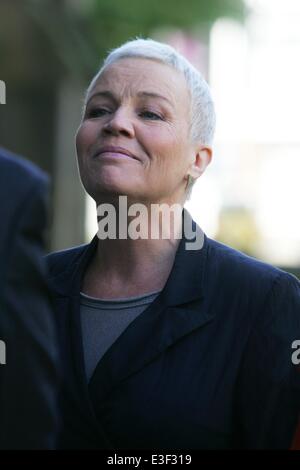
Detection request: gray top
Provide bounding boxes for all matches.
[80,290,161,381]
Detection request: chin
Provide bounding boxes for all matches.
[87,179,141,202]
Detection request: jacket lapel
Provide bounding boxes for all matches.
[48,238,106,439]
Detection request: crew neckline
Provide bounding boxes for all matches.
[80,289,162,303]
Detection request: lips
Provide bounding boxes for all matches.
[94,146,138,160]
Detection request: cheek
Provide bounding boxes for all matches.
[76,122,97,157]
[143,126,181,158]
[75,126,94,179]
[150,129,187,171]
[75,127,86,161]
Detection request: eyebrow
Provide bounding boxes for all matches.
[137,91,174,107]
[86,90,174,108]
[86,91,116,106]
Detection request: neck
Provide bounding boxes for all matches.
[82,198,184,299]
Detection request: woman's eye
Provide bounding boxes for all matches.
[140,110,163,120]
[86,108,110,118]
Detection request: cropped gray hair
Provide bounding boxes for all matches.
[85,38,216,147]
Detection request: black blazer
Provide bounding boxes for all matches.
[0,148,60,449]
[46,210,300,449]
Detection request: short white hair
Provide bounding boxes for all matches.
[85,37,216,147]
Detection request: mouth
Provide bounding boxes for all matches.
[93,146,138,161]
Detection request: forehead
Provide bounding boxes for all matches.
[87,57,190,109]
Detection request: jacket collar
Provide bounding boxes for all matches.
[49,208,207,307]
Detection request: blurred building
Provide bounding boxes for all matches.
[186,0,300,276]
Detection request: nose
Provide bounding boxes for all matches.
[101,107,135,138]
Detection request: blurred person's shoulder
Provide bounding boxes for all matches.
[0,147,49,247]
[0,147,48,195]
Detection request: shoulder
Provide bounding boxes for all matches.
[205,236,299,296]
[0,148,48,198]
[45,244,89,278]
[0,150,49,265]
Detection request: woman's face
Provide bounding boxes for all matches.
[76,57,201,206]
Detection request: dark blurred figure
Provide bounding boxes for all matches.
[0,148,60,449]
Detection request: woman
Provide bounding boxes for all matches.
[47,38,300,449]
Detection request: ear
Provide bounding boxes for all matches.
[188,145,212,180]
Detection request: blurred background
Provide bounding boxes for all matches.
[0,0,299,277]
